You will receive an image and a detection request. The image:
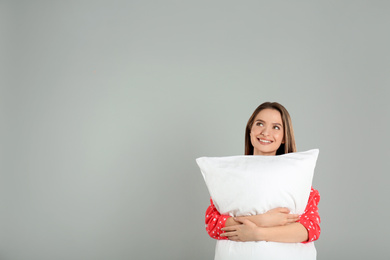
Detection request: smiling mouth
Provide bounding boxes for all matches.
[258,138,273,144]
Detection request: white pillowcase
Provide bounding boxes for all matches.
[196,149,319,260]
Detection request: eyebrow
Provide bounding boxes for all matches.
[255,119,283,127]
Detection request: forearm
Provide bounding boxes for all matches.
[225,215,264,227]
[225,209,299,228]
[258,223,308,243]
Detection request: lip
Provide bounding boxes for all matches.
[258,138,273,145]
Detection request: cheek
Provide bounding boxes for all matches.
[251,126,259,134]
[249,133,257,145]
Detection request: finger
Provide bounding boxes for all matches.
[221,225,239,232]
[229,236,240,241]
[233,217,244,224]
[220,231,237,237]
[240,218,256,227]
[287,214,300,219]
[287,218,300,224]
[278,207,290,214]
[287,216,300,224]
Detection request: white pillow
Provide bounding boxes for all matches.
[196,149,319,260]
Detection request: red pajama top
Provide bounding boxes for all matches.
[205,187,321,243]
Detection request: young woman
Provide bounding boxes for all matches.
[205,102,320,243]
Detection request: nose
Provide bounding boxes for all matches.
[261,128,269,136]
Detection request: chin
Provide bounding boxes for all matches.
[254,148,278,156]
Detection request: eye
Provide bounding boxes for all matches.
[273,126,281,130]
[256,122,264,126]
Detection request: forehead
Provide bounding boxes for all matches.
[255,109,283,124]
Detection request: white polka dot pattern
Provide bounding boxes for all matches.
[298,188,321,243]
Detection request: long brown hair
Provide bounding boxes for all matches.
[245,102,296,155]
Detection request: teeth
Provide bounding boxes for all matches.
[259,139,271,143]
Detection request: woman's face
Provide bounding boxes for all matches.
[250,108,284,156]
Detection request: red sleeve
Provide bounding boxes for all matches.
[299,187,321,243]
[205,198,229,240]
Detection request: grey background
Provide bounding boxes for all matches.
[1,1,389,260]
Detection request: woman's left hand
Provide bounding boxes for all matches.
[220,218,263,242]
